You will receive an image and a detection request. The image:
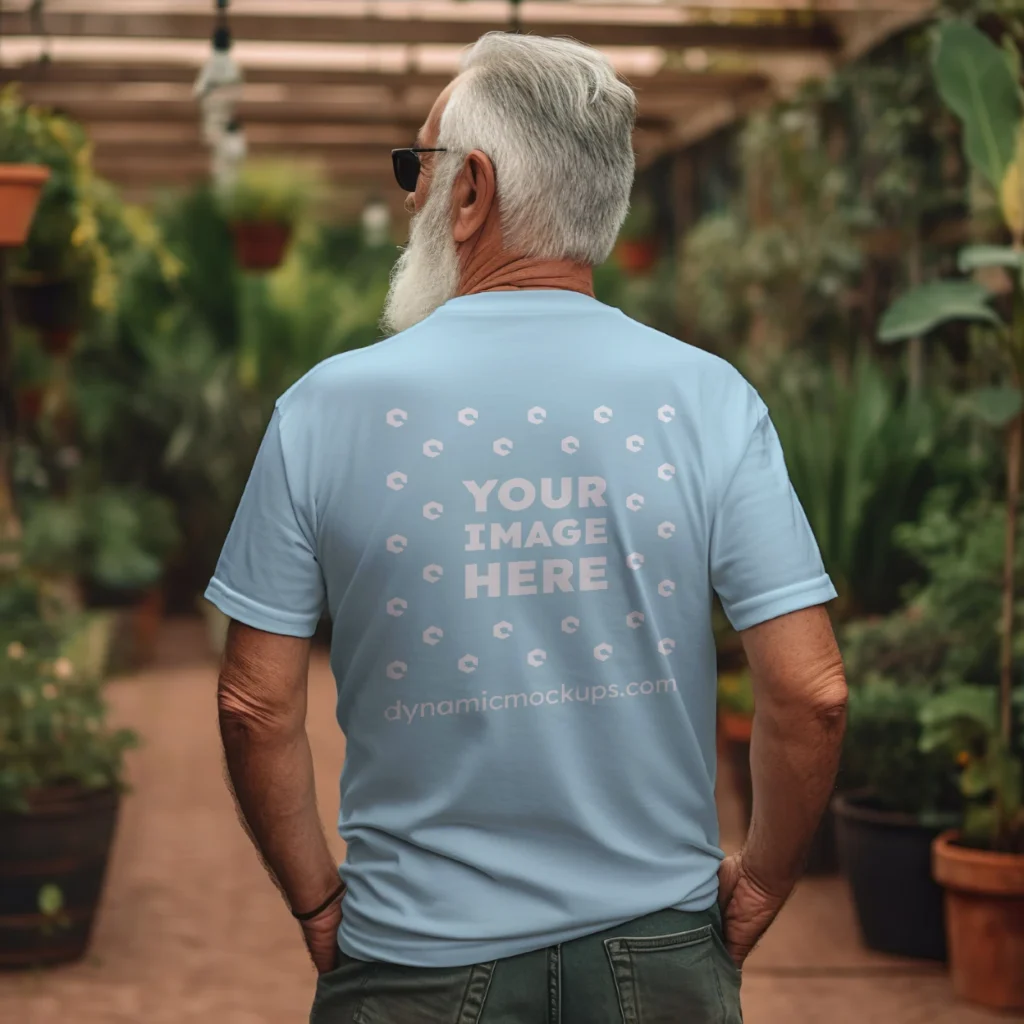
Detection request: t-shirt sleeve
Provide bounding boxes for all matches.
[204,406,326,637]
[710,410,837,632]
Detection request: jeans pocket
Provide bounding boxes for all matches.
[604,924,742,1024]
[312,957,495,1024]
[309,950,377,1024]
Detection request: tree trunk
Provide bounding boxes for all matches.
[1000,412,1021,747]
[0,249,22,569]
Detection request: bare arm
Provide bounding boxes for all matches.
[217,621,341,968]
[719,605,848,962]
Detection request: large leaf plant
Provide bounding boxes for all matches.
[879,19,1024,851]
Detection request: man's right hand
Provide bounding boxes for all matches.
[717,852,791,967]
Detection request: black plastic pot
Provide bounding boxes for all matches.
[804,805,838,875]
[0,786,120,968]
[833,792,955,961]
[11,277,81,334]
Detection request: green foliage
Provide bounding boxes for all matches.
[919,686,1024,851]
[0,573,137,811]
[965,385,1023,427]
[679,98,867,359]
[897,491,1024,687]
[844,491,1015,652]
[878,280,1002,341]
[761,355,940,616]
[958,244,1024,271]
[0,86,179,313]
[874,17,1024,853]
[217,160,324,225]
[72,189,392,591]
[932,20,1021,192]
[841,677,961,819]
[619,195,656,241]
[19,486,179,595]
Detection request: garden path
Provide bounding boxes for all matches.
[0,619,1010,1024]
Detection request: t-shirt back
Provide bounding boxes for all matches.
[205,290,836,967]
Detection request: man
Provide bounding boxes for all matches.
[209,31,847,1024]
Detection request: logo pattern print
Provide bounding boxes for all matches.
[383,402,681,687]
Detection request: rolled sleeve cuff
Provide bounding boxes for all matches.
[204,577,321,638]
[723,574,838,633]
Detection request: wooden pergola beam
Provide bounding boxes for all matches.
[4,60,769,99]
[84,122,416,148]
[82,120,669,151]
[90,153,392,181]
[11,90,681,134]
[0,8,840,53]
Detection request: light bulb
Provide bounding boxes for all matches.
[213,121,247,192]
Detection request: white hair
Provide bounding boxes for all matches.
[439,32,637,266]
[380,155,462,335]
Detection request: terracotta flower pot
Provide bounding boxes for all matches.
[615,238,658,275]
[718,709,753,744]
[229,220,292,272]
[932,830,1024,1011]
[0,164,50,248]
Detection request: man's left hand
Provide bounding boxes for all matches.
[300,898,343,975]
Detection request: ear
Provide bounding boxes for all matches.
[452,150,497,244]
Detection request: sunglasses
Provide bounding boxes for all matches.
[391,147,448,193]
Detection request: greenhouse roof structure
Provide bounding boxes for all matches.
[1,1,936,207]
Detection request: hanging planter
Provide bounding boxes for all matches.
[615,238,659,275]
[0,165,50,248]
[218,160,322,273]
[229,220,292,272]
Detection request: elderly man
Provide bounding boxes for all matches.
[208,31,846,1024]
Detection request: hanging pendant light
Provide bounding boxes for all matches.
[194,0,244,147]
[212,118,247,194]
[362,197,392,248]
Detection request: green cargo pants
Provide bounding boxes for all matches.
[310,906,743,1024]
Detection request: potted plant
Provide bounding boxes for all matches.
[878,19,1024,1010]
[834,670,961,961]
[0,88,90,351]
[20,485,180,673]
[217,160,320,272]
[920,687,1023,1009]
[615,194,659,275]
[0,569,136,968]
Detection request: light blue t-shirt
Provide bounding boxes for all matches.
[206,290,835,968]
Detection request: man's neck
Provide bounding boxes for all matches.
[458,253,595,299]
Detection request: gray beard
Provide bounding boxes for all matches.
[381,177,461,336]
